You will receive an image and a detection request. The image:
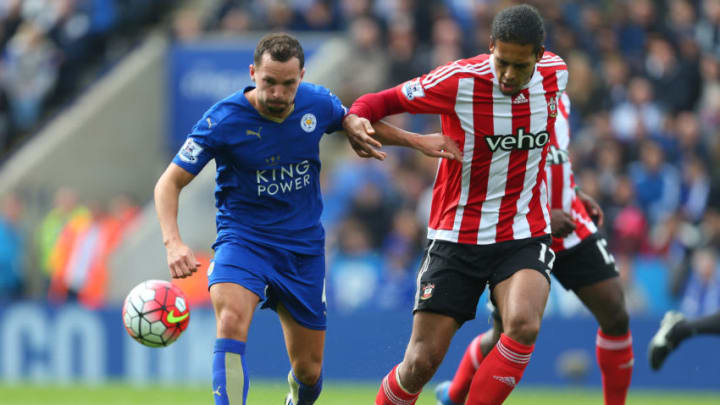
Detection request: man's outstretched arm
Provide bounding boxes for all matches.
[342,88,406,160]
[154,163,200,279]
[343,114,462,161]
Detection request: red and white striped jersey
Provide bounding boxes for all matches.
[395,52,568,245]
[546,93,597,252]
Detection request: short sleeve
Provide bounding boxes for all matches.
[324,89,348,134]
[171,114,220,175]
[394,62,461,115]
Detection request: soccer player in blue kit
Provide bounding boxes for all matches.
[154,33,460,405]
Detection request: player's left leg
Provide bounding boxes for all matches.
[277,304,325,405]
[465,236,554,405]
[555,235,632,405]
[575,277,633,405]
[267,251,327,405]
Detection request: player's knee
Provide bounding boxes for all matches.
[216,308,251,340]
[291,358,322,386]
[504,314,541,345]
[404,346,444,383]
[599,305,630,336]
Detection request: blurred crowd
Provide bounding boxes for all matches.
[2,0,720,319]
[0,0,173,158]
[0,188,141,307]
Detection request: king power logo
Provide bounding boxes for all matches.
[485,128,550,152]
[257,160,311,196]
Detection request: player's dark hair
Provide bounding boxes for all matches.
[491,4,546,53]
[254,33,305,69]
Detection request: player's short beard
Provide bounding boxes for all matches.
[262,98,288,114]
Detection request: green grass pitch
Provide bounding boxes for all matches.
[1,381,719,405]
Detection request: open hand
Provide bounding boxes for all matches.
[342,114,387,160]
[413,133,462,161]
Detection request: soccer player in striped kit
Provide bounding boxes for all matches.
[434,93,633,405]
[344,5,578,405]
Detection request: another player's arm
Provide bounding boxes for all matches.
[345,73,456,160]
[344,116,461,161]
[154,163,200,279]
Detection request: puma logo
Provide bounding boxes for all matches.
[246,127,262,140]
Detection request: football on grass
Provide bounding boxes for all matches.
[122,280,190,347]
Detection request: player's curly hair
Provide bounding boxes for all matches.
[491,4,546,53]
[254,33,305,68]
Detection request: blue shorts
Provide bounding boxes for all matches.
[208,240,327,330]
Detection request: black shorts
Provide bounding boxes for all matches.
[552,233,619,291]
[413,235,553,325]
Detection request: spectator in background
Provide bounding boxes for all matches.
[35,187,87,284]
[375,209,422,310]
[347,181,397,249]
[0,21,59,131]
[680,156,711,223]
[607,175,647,256]
[616,0,660,70]
[696,0,720,57]
[601,53,630,108]
[327,218,383,313]
[680,247,720,317]
[611,76,664,142]
[333,16,389,103]
[697,53,720,136]
[668,0,698,40]
[171,8,203,42]
[629,139,681,225]
[674,111,710,164]
[47,199,99,302]
[644,36,701,112]
[386,16,424,85]
[0,192,24,299]
[75,194,139,308]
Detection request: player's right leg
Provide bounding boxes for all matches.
[376,311,459,405]
[208,242,271,405]
[376,239,488,405]
[436,308,503,405]
[210,282,260,405]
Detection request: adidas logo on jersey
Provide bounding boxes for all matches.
[493,376,517,387]
[512,93,528,104]
[485,128,550,152]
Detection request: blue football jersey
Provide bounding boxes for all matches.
[172,82,347,255]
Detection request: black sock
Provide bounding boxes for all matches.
[669,312,720,344]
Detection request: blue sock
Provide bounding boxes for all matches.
[289,369,323,405]
[212,338,248,405]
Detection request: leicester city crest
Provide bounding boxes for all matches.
[301,113,317,133]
